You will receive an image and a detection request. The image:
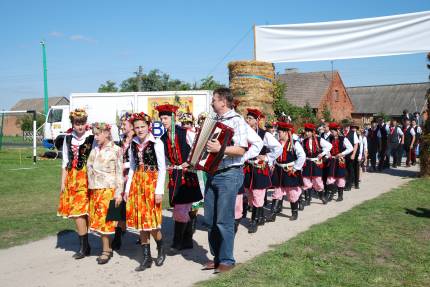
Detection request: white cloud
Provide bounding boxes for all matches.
[69,34,97,43]
[49,31,63,37]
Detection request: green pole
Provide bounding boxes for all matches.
[0,112,4,150]
[41,41,48,115]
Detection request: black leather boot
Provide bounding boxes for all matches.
[248,207,258,233]
[234,218,241,234]
[73,234,91,259]
[257,207,265,226]
[267,199,278,222]
[181,220,194,250]
[299,191,306,210]
[305,189,312,206]
[325,184,334,202]
[242,196,249,219]
[169,221,186,254]
[189,212,197,235]
[290,201,299,221]
[337,187,344,202]
[275,198,284,214]
[155,239,166,266]
[318,190,328,205]
[135,244,153,271]
[111,227,122,251]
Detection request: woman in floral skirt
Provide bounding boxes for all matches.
[87,122,124,264]
[125,112,167,271]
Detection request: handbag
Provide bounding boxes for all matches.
[106,200,126,221]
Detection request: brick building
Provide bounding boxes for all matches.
[3,97,69,136]
[277,70,354,121]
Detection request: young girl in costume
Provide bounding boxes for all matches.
[125,112,166,271]
[87,122,123,264]
[57,108,94,259]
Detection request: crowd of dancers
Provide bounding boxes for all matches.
[57,88,422,273]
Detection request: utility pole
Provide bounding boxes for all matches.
[137,65,143,92]
[40,41,48,115]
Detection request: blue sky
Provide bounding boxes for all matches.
[1,0,429,110]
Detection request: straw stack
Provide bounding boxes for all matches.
[228,60,275,115]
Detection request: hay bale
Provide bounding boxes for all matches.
[229,60,275,115]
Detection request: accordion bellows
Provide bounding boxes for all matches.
[187,117,234,175]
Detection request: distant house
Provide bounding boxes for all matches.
[347,83,429,124]
[3,97,69,136]
[277,70,354,121]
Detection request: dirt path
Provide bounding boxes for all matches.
[0,166,418,287]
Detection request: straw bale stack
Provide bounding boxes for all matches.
[228,60,275,115]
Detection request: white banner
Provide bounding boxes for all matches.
[255,11,430,63]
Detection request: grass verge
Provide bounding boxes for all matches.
[197,178,430,287]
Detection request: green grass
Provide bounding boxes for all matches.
[0,148,172,249]
[197,179,430,287]
[0,148,74,249]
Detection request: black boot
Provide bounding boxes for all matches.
[257,207,265,226]
[305,189,312,206]
[242,196,249,219]
[155,239,166,266]
[135,244,153,271]
[234,218,240,234]
[189,212,197,235]
[111,227,122,251]
[181,220,194,250]
[290,201,299,221]
[299,191,305,211]
[267,200,278,222]
[318,191,328,205]
[248,207,258,233]
[73,234,91,259]
[169,221,186,254]
[337,187,344,202]
[325,184,335,202]
[275,198,284,214]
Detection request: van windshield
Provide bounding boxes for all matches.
[47,109,63,123]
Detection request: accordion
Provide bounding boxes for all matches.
[187,117,235,175]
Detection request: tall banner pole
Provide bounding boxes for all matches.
[40,41,49,115]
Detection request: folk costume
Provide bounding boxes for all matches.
[268,122,306,222]
[125,112,167,271]
[243,108,281,233]
[156,104,203,253]
[301,123,332,206]
[326,123,353,202]
[57,108,94,259]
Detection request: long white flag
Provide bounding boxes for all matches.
[255,11,430,63]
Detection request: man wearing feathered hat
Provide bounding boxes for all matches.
[267,121,306,222]
[155,104,203,254]
[325,122,353,202]
[300,123,332,208]
[243,108,282,234]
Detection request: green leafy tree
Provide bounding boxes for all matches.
[196,76,226,90]
[16,114,45,132]
[98,80,118,92]
[321,104,333,122]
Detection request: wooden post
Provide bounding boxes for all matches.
[253,24,257,60]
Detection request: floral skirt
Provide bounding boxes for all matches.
[57,167,89,218]
[89,188,117,234]
[126,167,162,231]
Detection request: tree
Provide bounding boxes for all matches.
[16,114,45,132]
[119,69,192,92]
[196,76,225,90]
[321,104,333,122]
[420,53,430,177]
[98,80,118,92]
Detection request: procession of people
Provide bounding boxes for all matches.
[57,88,423,273]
